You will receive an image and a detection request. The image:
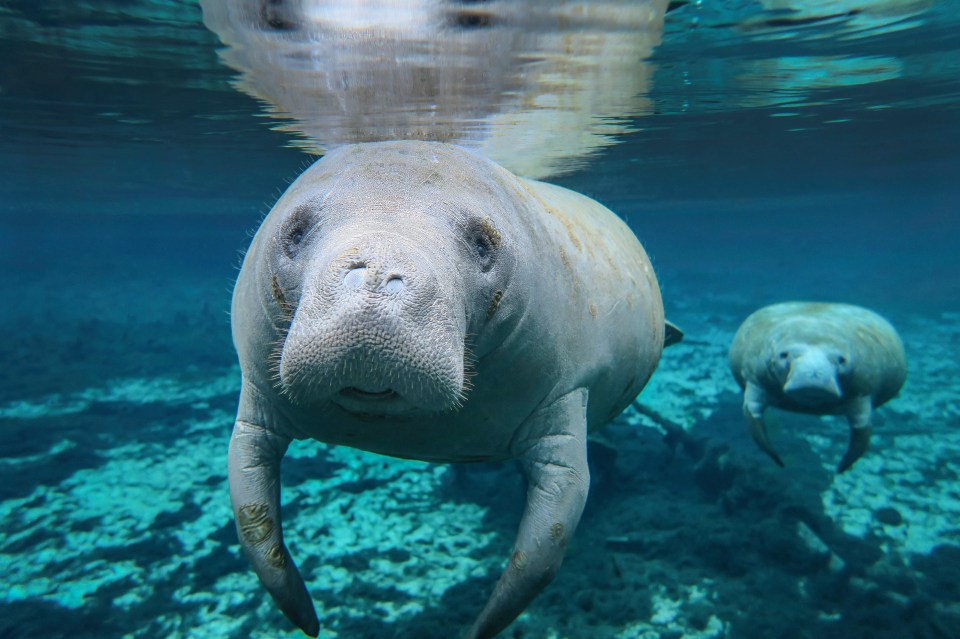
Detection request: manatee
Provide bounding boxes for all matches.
[728,301,906,473]
[229,140,679,638]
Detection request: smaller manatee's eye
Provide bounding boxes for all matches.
[778,351,789,360]
[837,355,848,366]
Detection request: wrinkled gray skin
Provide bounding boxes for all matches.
[230,141,671,638]
[728,302,906,473]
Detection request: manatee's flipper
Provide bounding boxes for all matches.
[838,396,872,473]
[229,384,319,637]
[838,426,871,473]
[743,382,784,467]
[465,389,590,639]
[664,319,684,347]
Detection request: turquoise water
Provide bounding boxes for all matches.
[1,1,959,638]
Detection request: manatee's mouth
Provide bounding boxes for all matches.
[332,387,415,416]
[340,387,399,400]
[783,384,842,406]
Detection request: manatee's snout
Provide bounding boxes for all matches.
[342,263,406,295]
[278,234,466,413]
[782,349,842,405]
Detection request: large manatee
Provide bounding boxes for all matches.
[229,140,678,638]
[728,301,906,472]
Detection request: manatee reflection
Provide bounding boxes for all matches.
[199,0,667,178]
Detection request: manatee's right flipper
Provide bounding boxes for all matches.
[838,395,872,473]
[743,382,784,467]
[229,383,319,637]
[465,389,590,639]
[664,319,684,347]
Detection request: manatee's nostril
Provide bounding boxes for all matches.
[384,276,405,294]
[344,265,367,289]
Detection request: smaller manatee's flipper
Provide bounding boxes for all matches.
[838,396,873,473]
[838,427,871,473]
[465,389,590,639]
[743,382,784,467]
[229,385,319,637]
[664,319,684,348]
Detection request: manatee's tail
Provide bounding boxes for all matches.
[664,319,684,348]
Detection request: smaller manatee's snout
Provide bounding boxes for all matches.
[278,235,466,413]
[781,349,842,406]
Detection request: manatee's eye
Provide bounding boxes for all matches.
[475,237,490,260]
[283,225,305,258]
[778,351,789,360]
[468,217,501,272]
[473,234,493,271]
[837,355,848,366]
[280,206,315,259]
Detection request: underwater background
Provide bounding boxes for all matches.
[1,1,959,638]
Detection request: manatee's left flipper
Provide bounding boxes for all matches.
[743,382,784,467]
[465,389,590,639]
[229,384,320,637]
[838,395,872,473]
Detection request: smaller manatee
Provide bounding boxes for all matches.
[728,302,906,472]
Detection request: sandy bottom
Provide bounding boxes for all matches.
[1,210,958,639]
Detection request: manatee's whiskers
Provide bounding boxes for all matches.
[458,338,478,406]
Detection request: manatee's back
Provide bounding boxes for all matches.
[841,305,907,405]
[728,306,775,390]
[516,178,665,427]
